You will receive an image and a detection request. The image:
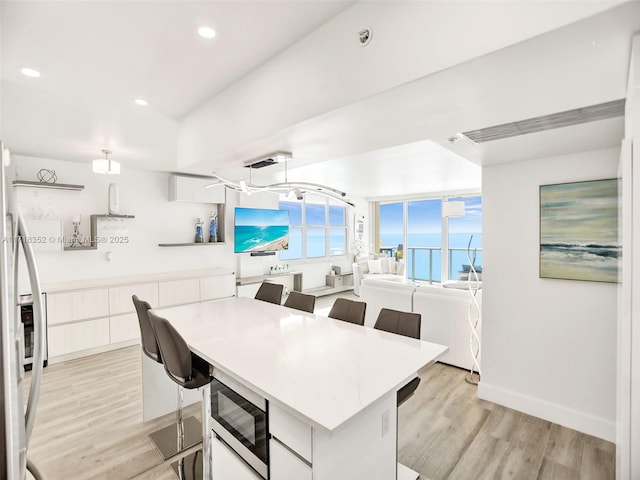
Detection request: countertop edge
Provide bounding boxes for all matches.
[41,267,236,293]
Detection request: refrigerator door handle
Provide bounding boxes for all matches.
[16,211,45,444]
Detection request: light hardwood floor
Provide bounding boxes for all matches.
[24,298,614,480]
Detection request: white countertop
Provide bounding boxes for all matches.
[152,297,447,433]
[40,267,235,293]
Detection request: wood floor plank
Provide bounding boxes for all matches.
[25,340,616,480]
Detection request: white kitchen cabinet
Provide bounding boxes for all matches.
[109,282,159,314]
[270,439,312,480]
[47,318,110,357]
[200,274,236,301]
[46,269,235,363]
[212,436,260,480]
[109,313,140,344]
[158,278,200,307]
[169,175,226,204]
[47,288,109,326]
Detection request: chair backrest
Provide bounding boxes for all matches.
[328,298,366,325]
[147,311,193,384]
[373,308,421,339]
[132,295,161,363]
[284,291,316,313]
[255,282,284,305]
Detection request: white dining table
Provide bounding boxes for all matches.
[151,296,448,480]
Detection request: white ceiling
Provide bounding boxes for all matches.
[1,0,636,199]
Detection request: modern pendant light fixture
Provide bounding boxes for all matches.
[207,152,354,207]
[92,149,120,175]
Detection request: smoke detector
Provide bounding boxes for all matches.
[358,27,372,46]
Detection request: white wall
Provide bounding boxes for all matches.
[12,155,236,289]
[479,147,619,442]
[11,156,366,292]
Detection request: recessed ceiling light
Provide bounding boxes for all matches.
[21,67,40,78]
[197,25,217,39]
[134,99,148,106]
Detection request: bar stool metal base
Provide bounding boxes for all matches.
[149,415,202,460]
[170,449,203,480]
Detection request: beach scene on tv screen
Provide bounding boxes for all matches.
[235,208,289,253]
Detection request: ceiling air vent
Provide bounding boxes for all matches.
[243,151,292,169]
[460,98,625,144]
[244,158,278,169]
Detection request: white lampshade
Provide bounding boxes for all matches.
[92,158,120,174]
[442,201,465,217]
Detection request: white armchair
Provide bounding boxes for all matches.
[352,255,405,296]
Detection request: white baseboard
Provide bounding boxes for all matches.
[478,381,616,443]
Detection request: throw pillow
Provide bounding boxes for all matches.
[381,257,394,274]
[367,259,383,274]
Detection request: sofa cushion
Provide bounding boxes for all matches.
[362,273,404,283]
[367,259,383,274]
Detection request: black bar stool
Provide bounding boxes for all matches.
[373,307,422,406]
[148,310,214,480]
[328,297,367,325]
[284,291,316,313]
[254,281,284,304]
[132,295,202,460]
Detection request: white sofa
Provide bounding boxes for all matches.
[359,277,481,370]
[352,255,405,296]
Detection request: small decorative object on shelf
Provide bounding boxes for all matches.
[69,215,87,248]
[36,168,57,184]
[209,211,218,243]
[108,183,119,214]
[465,234,482,386]
[195,218,204,243]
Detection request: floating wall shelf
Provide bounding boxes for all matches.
[13,180,84,191]
[64,213,135,251]
[159,242,226,247]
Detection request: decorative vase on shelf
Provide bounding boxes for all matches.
[195,218,204,243]
[209,211,218,243]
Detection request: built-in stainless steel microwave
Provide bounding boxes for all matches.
[210,375,269,479]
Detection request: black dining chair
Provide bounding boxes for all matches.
[148,310,214,480]
[255,282,284,305]
[374,307,422,406]
[284,291,316,313]
[132,295,202,461]
[328,298,366,326]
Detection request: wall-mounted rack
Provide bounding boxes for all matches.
[63,214,135,251]
[158,242,226,247]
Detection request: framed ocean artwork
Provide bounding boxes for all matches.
[539,178,620,283]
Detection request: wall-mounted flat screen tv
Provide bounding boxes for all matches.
[234,207,289,253]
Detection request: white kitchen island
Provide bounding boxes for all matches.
[151,297,447,480]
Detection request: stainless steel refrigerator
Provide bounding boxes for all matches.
[1,142,47,479]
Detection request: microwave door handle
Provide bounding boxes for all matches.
[17,211,45,445]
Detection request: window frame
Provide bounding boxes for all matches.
[373,192,482,283]
[278,196,349,262]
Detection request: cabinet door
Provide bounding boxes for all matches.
[212,436,261,480]
[200,274,236,301]
[270,439,312,480]
[157,278,199,307]
[269,402,312,463]
[48,318,110,357]
[47,288,109,325]
[110,313,140,344]
[109,282,159,315]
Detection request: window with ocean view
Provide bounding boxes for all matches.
[375,194,482,283]
[279,195,347,261]
[448,196,483,280]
